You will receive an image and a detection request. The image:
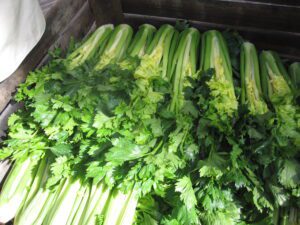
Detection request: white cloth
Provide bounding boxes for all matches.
[0,0,45,82]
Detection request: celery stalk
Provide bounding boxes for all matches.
[120,24,157,71]
[43,178,83,225]
[167,30,180,81]
[200,30,233,83]
[14,157,51,222]
[260,51,293,104]
[14,179,66,225]
[78,181,111,225]
[0,155,42,223]
[66,24,114,70]
[65,183,90,225]
[68,186,91,225]
[200,30,238,128]
[95,24,133,70]
[288,62,300,90]
[102,189,136,225]
[116,189,138,225]
[128,24,156,57]
[169,28,200,113]
[240,42,268,115]
[135,24,177,81]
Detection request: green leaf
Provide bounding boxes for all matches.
[199,165,223,179]
[50,143,72,157]
[175,176,197,210]
[105,138,150,166]
[149,118,163,137]
[47,156,71,188]
[93,112,111,129]
[0,147,13,160]
[252,187,273,211]
[278,159,300,189]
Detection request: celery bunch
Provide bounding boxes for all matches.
[200,30,238,131]
[0,23,299,225]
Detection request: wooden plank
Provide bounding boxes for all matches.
[88,0,124,25]
[124,13,300,61]
[122,0,300,33]
[232,0,300,6]
[218,0,300,6]
[50,1,94,53]
[0,0,87,114]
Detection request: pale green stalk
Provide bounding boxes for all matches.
[169,28,200,113]
[79,182,111,225]
[102,189,137,225]
[66,24,114,70]
[240,42,268,115]
[127,24,156,58]
[288,62,300,90]
[115,189,138,225]
[65,184,90,225]
[94,24,133,70]
[68,183,92,225]
[43,178,83,225]
[134,24,177,81]
[200,30,233,83]
[119,24,157,71]
[14,179,66,225]
[260,51,293,104]
[0,155,42,223]
[200,30,238,126]
[260,51,300,147]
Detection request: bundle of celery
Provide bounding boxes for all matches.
[0,22,299,225]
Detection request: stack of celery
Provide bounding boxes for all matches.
[0,23,299,225]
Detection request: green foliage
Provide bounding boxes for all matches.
[1,24,299,225]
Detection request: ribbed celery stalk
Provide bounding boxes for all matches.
[102,189,138,225]
[78,181,111,225]
[67,183,92,225]
[103,190,128,225]
[14,157,52,224]
[200,30,238,129]
[134,24,177,81]
[114,189,138,225]
[14,179,66,225]
[273,206,300,225]
[120,24,157,71]
[66,24,114,70]
[19,157,49,209]
[169,28,200,113]
[200,30,233,84]
[260,51,293,104]
[167,30,180,81]
[0,154,43,223]
[95,24,133,70]
[65,183,90,225]
[127,24,156,58]
[260,51,300,147]
[240,42,268,115]
[289,62,300,90]
[43,178,86,225]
